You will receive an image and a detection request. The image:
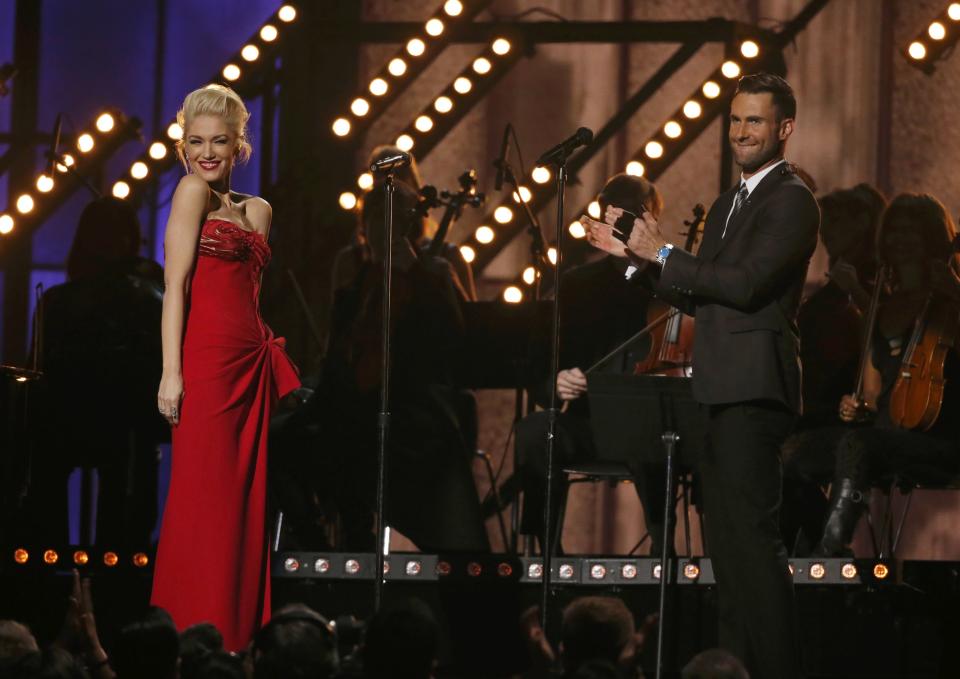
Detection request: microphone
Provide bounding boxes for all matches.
[370,152,411,173]
[493,123,511,191]
[48,113,62,178]
[536,127,593,166]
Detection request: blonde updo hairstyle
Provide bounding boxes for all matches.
[175,84,252,171]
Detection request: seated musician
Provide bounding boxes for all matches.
[809,193,960,556]
[515,173,671,553]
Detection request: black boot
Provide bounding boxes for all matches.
[814,478,865,557]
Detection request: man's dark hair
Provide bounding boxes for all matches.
[253,603,338,679]
[681,648,749,679]
[560,596,635,673]
[112,606,179,679]
[362,598,438,679]
[4,646,87,679]
[597,173,664,220]
[735,72,796,120]
[179,622,225,679]
[67,196,142,281]
[193,650,246,679]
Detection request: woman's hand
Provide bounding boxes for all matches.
[158,371,184,426]
[557,368,588,401]
[838,393,872,423]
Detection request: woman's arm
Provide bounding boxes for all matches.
[158,174,208,425]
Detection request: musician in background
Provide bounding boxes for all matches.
[515,173,670,554]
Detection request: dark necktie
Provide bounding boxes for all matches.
[723,183,749,238]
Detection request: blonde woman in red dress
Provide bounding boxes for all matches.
[152,84,299,650]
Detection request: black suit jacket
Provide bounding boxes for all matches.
[651,165,820,413]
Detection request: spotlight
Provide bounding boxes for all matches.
[132,552,149,567]
[620,563,638,579]
[436,561,452,576]
[873,563,890,580]
[14,548,28,564]
[652,563,662,580]
[95,113,115,132]
[241,44,260,61]
[425,18,444,36]
[396,134,414,152]
[453,77,472,94]
[357,172,373,190]
[547,247,558,265]
[929,22,946,40]
[475,225,495,243]
[721,61,741,78]
[278,5,297,22]
[531,166,550,183]
[444,0,463,16]
[388,58,407,77]
[527,563,544,579]
[494,206,513,223]
[103,552,119,567]
[407,38,426,56]
[16,194,34,214]
[503,286,523,303]
[459,245,476,262]
[314,558,330,573]
[73,550,89,565]
[149,142,168,160]
[740,40,760,58]
[492,38,511,55]
[260,24,278,42]
[77,133,95,153]
[908,41,927,60]
[809,562,826,579]
[841,563,858,579]
[683,100,702,119]
[951,3,960,21]
[473,57,492,75]
[369,78,388,96]
[222,64,241,81]
[43,550,58,565]
[332,118,351,136]
[558,563,575,580]
[702,81,721,99]
[589,564,607,580]
[588,201,601,219]
[512,186,532,203]
[497,562,513,577]
[0,214,13,234]
[683,563,700,579]
[339,192,358,210]
[56,153,75,171]
[167,122,183,140]
[131,161,149,179]
[344,559,361,575]
[406,559,423,576]
[112,181,130,199]
[522,266,537,285]
[434,96,453,113]
[284,557,300,572]
[467,562,483,577]
[351,98,370,116]
[36,175,54,192]
[625,160,645,177]
[415,115,434,132]
[568,221,586,239]
[664,121,682,138]
[644,141,664,159]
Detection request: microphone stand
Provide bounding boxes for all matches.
[374,173,396,611]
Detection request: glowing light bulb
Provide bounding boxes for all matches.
[131,161,149,179]
[388,58,407,76]
[351,98,370,116]
[494,206,513,223]
[112,181,130,199]
[260,24,278,42]
[522,266,537,285]
[459,245,476,262]
[357,173,373,190]
[512,186,532,203]
[396,134,414,152]
[415,115,434,132]
[721,61,741,79]
[96,113,115,132]
[36,175,54,192]
[339,192,358,210]
[473,57,492,75]
[369,78,388,96]
[16,194,34,214]
[43,550,59,564]
[167,123,183,140]
[407,38,426,56]
[909,41,927,60]
[149,142,168,160]
[532,166,550,184]
[492,38,511,55]
[702,81,721,99]
[664,121,682,138]
[929,22,946,40]
[444,0,463,16]
[425,18,444,36]
[683,100,702,119]
[503,286,523,303]
[222,64,241,81]
[332,118,351,137]
[950,3,960,21]
[569,221,586,238]
[0,214,13,234]
[625,161,644,177]
[475,225,495,243]
[645,141,664,159]
[278,5,297,22]
[453,77,472,94]
[103,552,119,567]
[77,133,95,153]
[740,40,759,58]
[588,201,601,219]
[434,96,453,113]
[547,247,558,265]
[242,44,260,61]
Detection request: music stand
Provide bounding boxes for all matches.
[586,373,704,679]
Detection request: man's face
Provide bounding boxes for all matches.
[728,92,793,175]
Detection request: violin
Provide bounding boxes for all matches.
[633,204,706,376]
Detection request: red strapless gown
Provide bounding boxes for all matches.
[151,219,299,650]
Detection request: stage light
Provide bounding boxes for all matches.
[260,24,278,42]
[494,206,513,223]
[664,121,682,138]
[721,61,741,78]
[396,134,414,152]
[350,98,370,117]
[77,133,95,153]
[314,558,330,573]
[459,245,476,262]
[357,172,373,190]
[96,113,115,133]
[278,5,297,22]
[241,45,260,62]
[512,186,532,203]
[473,57,492,75]
[0,214,13,234]
[222,64,241,81]
[527,563,544,579]
[388,58,407,77]
[683,563,700,579]
[532,166,550,183]
[112,181,130,199]
[683,100,702,119]
[929,21,947,40]
[131,161,149,179]
[16,194,34,214]
[444,0,463,16]
[645,141,664,159]
[621,563,638,579]
[841,563,858,579]
[475,225,495,243]
[652,563,662,580]
[569,220,586,239]
[625,160,645,177]
[415,115,434,132]
[434,96,453,113]
[43,550,58,565]
[405,559,422,576]
[369,78,388,96]
[453,77,472,94]
[702,80,721,99]
[167,122,183,140]
[558,563,575,580]
[873,563,889,579]
[148,142,167,160]
[589,564,607,580]
[407,38,426,57]
[951,3,960,20]
[588,201,601,219]
[522,266,537,285]
[497,562,513,577]
[788,563,795,576]
[547,247,558,265]
[344,559,361,575]
[56,153,75,171]
[73,550,89,565]
[132,552,149,567]
[283,557,300,572]
[740,40,760,58]
[14,549,28,564]
[467,561,482,576]
[36,175,54,193]
[503,286,523,303]
[103,552,119,567]
[339,192,358,210]
[909,41,927,59]
[492,38,511,55]
[809,562,826,580]
[436,561,452,576]
[425,18,444,36]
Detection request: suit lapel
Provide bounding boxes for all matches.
[708,166,790,259]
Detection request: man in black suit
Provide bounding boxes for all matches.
[586,73,819,678]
